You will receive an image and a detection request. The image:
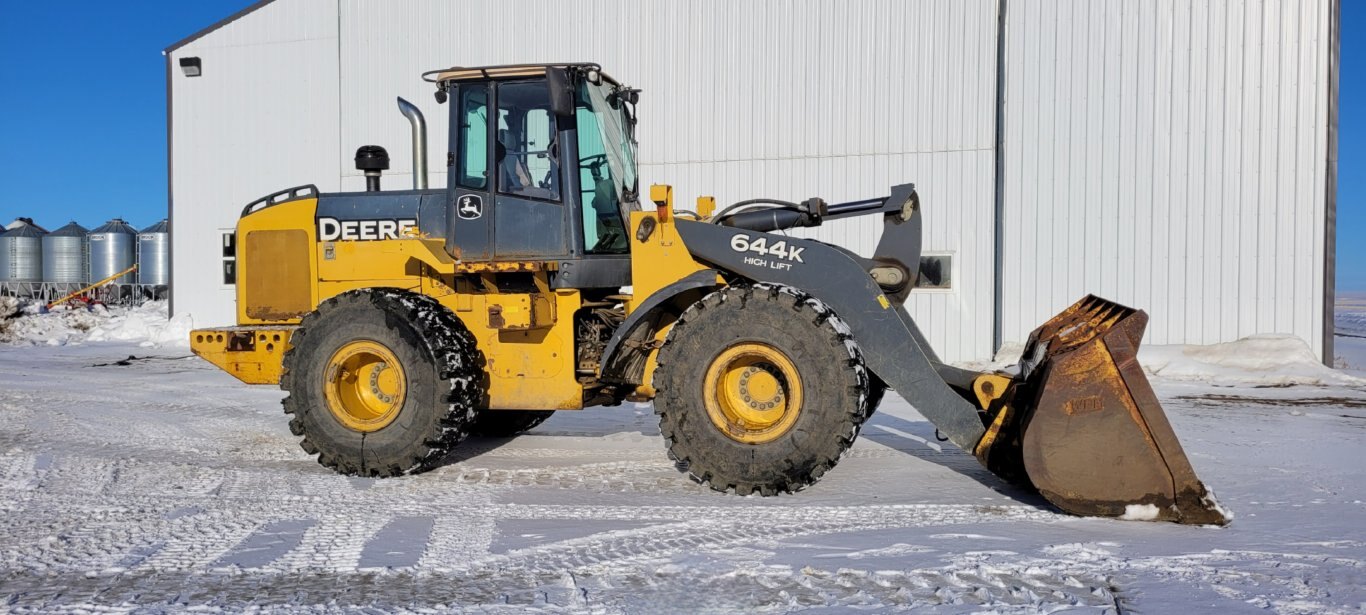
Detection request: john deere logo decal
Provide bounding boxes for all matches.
[316,217,416,241]
[457,194,484,220]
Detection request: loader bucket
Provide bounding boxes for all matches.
[978,296,1229,525]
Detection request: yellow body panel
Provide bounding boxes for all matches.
[236,198,319,326]
[190,326,296,384]
[438,288,584,410]
[624,185,729,394]
[317,238,454,282]
[695,196,716,218]
[627,210,710,306]
[244,230,313,320]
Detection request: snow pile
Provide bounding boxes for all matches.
[1119,503,1160,521]
[1139,334,1362,386]
[0,296,19,320]
[985,335,1360,386]
[0,300,192,348]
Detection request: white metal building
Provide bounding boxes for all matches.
[166,0,1339,363]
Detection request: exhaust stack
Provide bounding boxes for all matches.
[397,97,428,190]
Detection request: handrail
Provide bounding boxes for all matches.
[241,184,318,217]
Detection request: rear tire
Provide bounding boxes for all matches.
[471,409,555,437]
[281,289,481,477]
[653,284,876,495]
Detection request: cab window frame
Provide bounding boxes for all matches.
[455,83,490,192]
[493,79,563,204]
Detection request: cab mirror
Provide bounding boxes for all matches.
[546,67,574,118]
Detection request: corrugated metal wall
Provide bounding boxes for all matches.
[999,0,1333,356]
[169,0,1334,361]
[169,0,342,327]
[337,0,1000,362]
[172,0,1001,362]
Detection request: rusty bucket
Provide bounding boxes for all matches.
[980,296,1229,525]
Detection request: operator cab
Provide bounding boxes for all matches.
[426,63,641,288]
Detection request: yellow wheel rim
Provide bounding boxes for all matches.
[703,343,803,444]
[323,340,407,433]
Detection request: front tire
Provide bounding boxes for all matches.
[281,289,481,477]
[653,284,876,495]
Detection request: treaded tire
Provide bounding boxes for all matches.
[653,283,876,495]
[280,289,481,477]
[471,409,555,437]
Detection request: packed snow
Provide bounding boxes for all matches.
[0,299,1364,612]
[0,299,191,348]
[1141,334,1364,386]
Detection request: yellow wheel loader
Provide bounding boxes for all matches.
[191,63,1228,525]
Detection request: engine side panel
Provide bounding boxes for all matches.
[435,288,585,410]
[236,197,319,325]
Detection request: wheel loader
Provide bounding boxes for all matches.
[190,63,1228,525]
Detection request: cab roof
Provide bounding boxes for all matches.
[421,62,619,87]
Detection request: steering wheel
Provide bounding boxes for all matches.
[580,154,609,181]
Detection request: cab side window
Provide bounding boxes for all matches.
[496,81,561,201]
[457,84,488,190]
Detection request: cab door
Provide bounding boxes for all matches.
[490,79,568,259]
[448,83,493,261]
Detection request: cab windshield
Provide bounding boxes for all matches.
[575,80,637,254]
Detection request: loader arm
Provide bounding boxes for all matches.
[670,185,1229,526]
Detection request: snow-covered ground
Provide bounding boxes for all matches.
[1,301,1365,613]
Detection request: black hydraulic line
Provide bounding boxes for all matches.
[710,198,803,222]
[713,187,914,234]
[719,207,806,232]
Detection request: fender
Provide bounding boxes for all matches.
[599,270,721,385]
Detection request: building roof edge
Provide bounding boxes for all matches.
[164,0,279,54]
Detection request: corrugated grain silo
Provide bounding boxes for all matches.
[137,220,170,286]
[42,222,90,284]
[88,219,138,284]
[0,224,47,282]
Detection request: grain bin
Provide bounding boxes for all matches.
[0,224,47,282]
[42,222,89,284]
[137,219,169,285]
[89,219,137,284]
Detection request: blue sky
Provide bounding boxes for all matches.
[0,1,1360,288]
[1337,2,1363,290]
[0,1,246,231]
